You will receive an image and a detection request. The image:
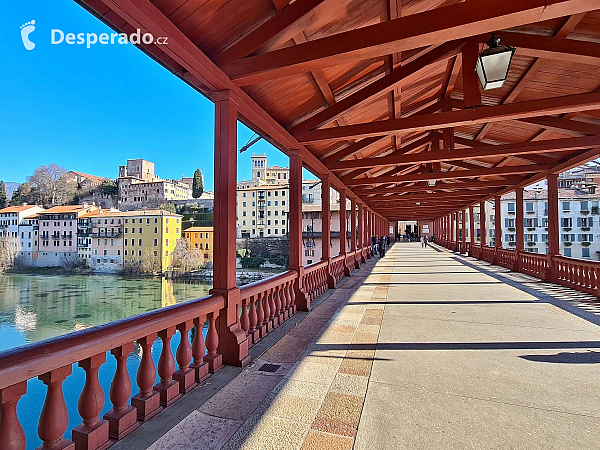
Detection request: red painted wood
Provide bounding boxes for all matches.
[0,382,27,450]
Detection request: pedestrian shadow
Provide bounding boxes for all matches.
[520,351,600,364]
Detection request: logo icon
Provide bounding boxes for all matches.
[20,20,36,50]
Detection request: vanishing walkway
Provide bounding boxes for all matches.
[118,243,600,450]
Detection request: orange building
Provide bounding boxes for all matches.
[183,226,213,263]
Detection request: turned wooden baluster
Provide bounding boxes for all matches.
[240,298,250,335]
[174,321,196,393]
[255,292,264,331]
[191,315,210,382]
[204,312,222,373]
[290,280,297,310]
[37,365,74,450]
[154,327,180,406]
[0,381,27,450]
[273,286,282,319]
[72,353,109,450]
[262,291,271,327]
[248,295,257,335]
[131,334,160,421]
[103,342,139,440]
[268,288,277,323]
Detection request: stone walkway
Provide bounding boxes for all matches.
[133,243,600,449]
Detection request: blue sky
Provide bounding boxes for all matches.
[0,0,302,191]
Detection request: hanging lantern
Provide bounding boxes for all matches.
[475,34,516,90]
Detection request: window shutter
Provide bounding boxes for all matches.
[577,217,582,227]
[590,217,594,226]
[534,218,538,227]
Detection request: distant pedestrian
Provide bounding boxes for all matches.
[379,237,386,257]
[372,235,378,255]
[422,236,428,248]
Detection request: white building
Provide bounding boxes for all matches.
[465,187,600,261]
[0,205,45,239]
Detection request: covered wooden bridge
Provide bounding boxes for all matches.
[1,0,599,449]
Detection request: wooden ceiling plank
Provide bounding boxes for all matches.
[222,0,599,85]
[214,0,326,66]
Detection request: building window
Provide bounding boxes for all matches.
[564,247,572,257]
[562,201,570,212]
[138,239,142,246]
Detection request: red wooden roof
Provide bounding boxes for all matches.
[76,0,600,220]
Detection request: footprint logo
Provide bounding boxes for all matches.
[20,20,36,50]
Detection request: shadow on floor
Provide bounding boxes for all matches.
[312,341,600,351]
[520,351,600,364]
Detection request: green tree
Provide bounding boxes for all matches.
[158,203,176,214]
[192,169,204,199]
[10,183,34,206]
[100,179,118,196]
[0,181,7,208]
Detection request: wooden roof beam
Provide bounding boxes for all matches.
[292,40,463,133]
[295,92,600,143]
[344,164,551,185]
[222,0,599,85]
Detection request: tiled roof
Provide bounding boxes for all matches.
[0,205,42,214]
[184,226,213,232]
[68,171,106,183]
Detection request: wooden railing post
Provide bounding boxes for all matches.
[204,312,223,373]
[37,365,74,450]
[211,91,249,368]
[72,353,109,450]
[546,174,559,282]
[103,342,139,440]
[0,381,27,450]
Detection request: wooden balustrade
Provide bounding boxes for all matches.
[481,246,496,264]
[497,249,517,270]
[520,252,549,279]
[0,250,374,449]
[437,241,600,301]
[553,256,600,297]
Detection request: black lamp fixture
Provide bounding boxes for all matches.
[475,34,516,90]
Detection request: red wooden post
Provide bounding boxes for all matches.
[494,196,502,263]
[546,174,559,282]
[153,327,181,407]
[515,187,525,271]
[0,381,27,450]
[351,198,359,268]
[469,206,475,255]
[104,342,139,440]
[450,212,455,249]
[204,312,223,373]
[37,366,75,450]
[211,90,249,368]
[174,320,196,393]
[72,353,109,450]
[461,211,466,253]
[358,202,364,263]
[131,334,161,421]
[480,200,487,249]
[462,39,482,108]
[322,175,336,288]
[288,149,309,311]
[190,315,210,383]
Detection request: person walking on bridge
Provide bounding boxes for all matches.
[422,235,428,248]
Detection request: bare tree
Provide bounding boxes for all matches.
[28,164,76,206]
[172,238,203,273]
[0,235,22,272]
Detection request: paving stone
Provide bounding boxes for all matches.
[301,430,354,450]
[329,373,369,397]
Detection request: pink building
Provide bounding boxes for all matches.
[37,204,99,266]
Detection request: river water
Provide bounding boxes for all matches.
[0,273,213,449]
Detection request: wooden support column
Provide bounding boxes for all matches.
[514,187,525,271]
[339,190,347,256]
[480,201,487,249]
[351,198,359,269]
[322,175,335,287]
[450,212,455,249]
[469,206,475,256]
[461,210,466,253]
[494,196,502,263]
[358,202,364,262]
[462,40,482,108]
[211,91,249,368]
[546,174,559,282]
[288,149,309,311]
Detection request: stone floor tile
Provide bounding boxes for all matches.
[287,361,339,385]
[338,357,373,376]
[265,394,321,424]
[301,430,354,450]
[329,373,369,397]
[272,379,330,401]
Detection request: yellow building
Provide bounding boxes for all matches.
[122,210,182,272]
[183,226,213,263]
